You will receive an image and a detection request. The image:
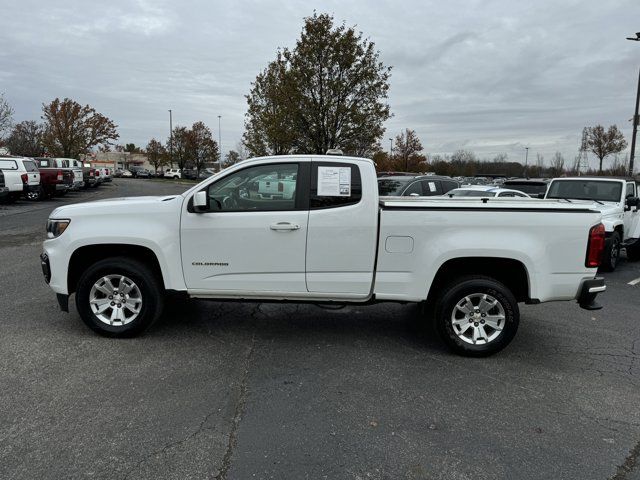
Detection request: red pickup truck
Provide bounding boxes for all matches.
[35,158,74,199]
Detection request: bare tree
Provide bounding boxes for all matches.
[586,124,627,173]
[0,93,13,139]
[549,152,565,176]
[224,150,241,166]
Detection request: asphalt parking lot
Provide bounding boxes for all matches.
[1,178,639,480]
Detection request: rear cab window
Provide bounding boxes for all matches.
[310,161,362,209]
[23,160,39,172]
[0,159,18,170]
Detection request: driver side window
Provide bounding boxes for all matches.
[207,163,299,212]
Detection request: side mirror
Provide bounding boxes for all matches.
[193,191,209,213]
[626,196,640,209]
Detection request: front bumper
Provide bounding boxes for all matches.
[577,277,605,310]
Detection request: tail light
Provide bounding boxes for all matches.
[56,170,63,182]
[585,223,605,268]
[21,173,28,184]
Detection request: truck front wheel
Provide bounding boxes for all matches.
[75,257,164,337]
[600,232,621,272]
[434,276,519,357]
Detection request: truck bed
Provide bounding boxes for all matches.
[379,196,598,213]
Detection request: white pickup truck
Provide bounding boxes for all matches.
[544,177,640,271]
[41,155,607,356]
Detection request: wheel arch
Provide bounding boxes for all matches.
[67,244,165,294]
[426,257,531,304]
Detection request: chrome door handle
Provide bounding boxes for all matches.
[270,222,300,231]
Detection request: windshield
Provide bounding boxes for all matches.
[503,182,548,194]
[448,189,495,197]
[547,180,622,202]
[378,178,411,196]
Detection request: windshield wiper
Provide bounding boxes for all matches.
[592,199,604,205]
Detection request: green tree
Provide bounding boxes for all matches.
[5,121,44,156]
[189,121,218,176]
[586,124,627,173]
[224,150,241,166]
[146,138,166,173]
[41,98,119,158]
[124,143,142,153]
[393,129,423,171]
[169,126,190,170]
[243,12,392,157]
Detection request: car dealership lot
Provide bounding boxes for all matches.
[1,179,639,479]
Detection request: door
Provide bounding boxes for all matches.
[624,182,640,239]
[305,161,378,295]
[181,161,309,294]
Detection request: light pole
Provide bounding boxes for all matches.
[626,32,640,176]
[218,115,222,170]
[389,138,393,160]
[524,147,529,176]
[168,109,173,168]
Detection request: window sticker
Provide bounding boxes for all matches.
[428,182,437,192]
[318,166,351,196]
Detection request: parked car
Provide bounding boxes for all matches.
[544,177,640,271]
[113,169,124,178]
[0,156,42,202]
[42,154,606,357]
[127,166,149,178]
[0,170,9,202]
[445,186,531,198]
[164,168,182,179]
[34,158,74,198]
[502,178,549,196]
[35,158,83,191]
[121,170,133,178]
[98,167,112,182]
[378,175,460,197]
[182,168,198,180]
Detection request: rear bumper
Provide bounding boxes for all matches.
[23,184,40,193]
[576,277,605,310]
[56,184,70,191]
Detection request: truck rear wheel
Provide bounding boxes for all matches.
[75,257,164,337]
[434,275,519,357]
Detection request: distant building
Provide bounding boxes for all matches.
[80,152,153,171]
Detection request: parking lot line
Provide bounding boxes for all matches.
[628,277,640,286]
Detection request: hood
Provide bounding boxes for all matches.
[49,195,182,218]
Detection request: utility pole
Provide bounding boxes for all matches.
[168,109,173,168]
[218,115,222,170]
[524,147,529,176]
[627,32,640,176]
[389,138,393,162]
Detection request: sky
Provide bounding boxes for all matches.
[1,0,639,168]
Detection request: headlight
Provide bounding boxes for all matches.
[46,219,71,238]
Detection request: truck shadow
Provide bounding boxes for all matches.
[155,298,449,354]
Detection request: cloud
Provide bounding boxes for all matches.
[1,0,638,164]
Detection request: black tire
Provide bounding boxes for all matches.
[173,176,179,179]
[75,257,164,337]
[434,275,519,357]
[600,231,621,272]
[626,244,640,262]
